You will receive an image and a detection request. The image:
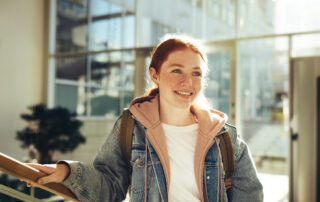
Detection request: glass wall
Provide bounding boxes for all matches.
[273,0,320,35]
[51,0,135,118]
[51,0,240,117]
[237,0,275,37]
[238,0,320,37]
[292,33,320,57]
[238,37,289,164]
[238,37,289,201]
[55,0,88,53]
[135,0,236,46]
[205,52,230,115]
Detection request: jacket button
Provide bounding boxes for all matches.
[207,176,210,180]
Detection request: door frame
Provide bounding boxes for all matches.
[289,56,320,202]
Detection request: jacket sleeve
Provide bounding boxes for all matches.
[60,117,130,202]
[227,125,264,202]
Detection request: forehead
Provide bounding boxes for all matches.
[165,48,205,67]
[159,49,207,75]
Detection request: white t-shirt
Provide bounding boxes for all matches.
[162,123,201,202]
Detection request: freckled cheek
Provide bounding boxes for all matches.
[193,79,203,90]
[161,76,180,88]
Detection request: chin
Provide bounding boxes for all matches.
[173,99,194,109]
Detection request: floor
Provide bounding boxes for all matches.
[258,172,289,202]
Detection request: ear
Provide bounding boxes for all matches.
[149,67,160,85]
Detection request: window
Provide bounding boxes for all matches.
[205,52,230,114]
[49,0,135,118]
[238,36,289,172]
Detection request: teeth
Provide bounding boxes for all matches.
[176,91,192,95]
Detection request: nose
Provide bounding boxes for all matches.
[180,74,192,86]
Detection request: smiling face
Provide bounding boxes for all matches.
[150,48,206,110]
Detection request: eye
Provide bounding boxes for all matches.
[192,71,202,76]
[172,69,182,73]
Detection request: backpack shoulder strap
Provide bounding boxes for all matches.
[120,109,135,173]
[217,130,235,190]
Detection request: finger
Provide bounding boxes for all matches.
[37,173,58,185]
[27,163,56,175]
[37,164,69,184]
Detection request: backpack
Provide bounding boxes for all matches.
[119,109,235,190]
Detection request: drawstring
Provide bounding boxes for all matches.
[216,138,223,202]
[144,136,148,202]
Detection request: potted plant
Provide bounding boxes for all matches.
[16,104,86,164]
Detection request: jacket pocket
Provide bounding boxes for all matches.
[130,149,158,194]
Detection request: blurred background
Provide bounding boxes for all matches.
[1,0,320,201]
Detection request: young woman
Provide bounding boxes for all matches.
[29,36,263,202]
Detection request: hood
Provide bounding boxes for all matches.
[129,94,161,128]
[190,102,228,138]
[129,94,228,135]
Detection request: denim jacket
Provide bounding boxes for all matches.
[62,95,263,202]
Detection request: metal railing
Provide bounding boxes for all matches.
[0,184,43,202]
[0,183,67,202]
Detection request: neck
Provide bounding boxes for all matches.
[159,103,195,126]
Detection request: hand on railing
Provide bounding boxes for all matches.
[26,163,70,186]
[0,152,78,201]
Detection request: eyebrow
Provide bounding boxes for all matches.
[169,63,201,70]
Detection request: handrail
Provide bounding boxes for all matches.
[0,184,43,202]
[0,152,78,202]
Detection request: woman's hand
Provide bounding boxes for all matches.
[26,163,70,185]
